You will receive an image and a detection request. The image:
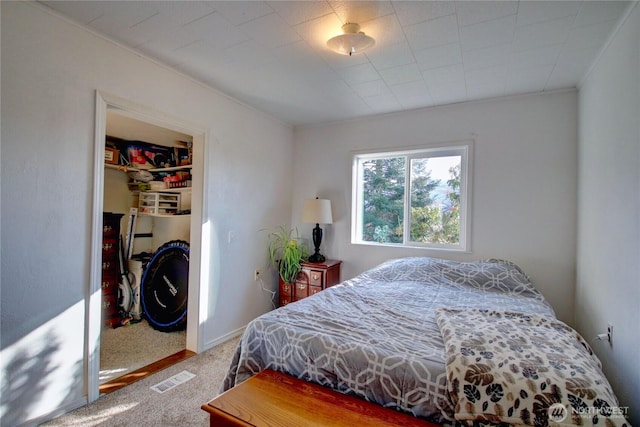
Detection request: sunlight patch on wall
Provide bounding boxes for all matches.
[1,301,86,425]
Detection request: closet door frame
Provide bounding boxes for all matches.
[88,91,209,402]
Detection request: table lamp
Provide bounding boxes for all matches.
[302,198,333,263]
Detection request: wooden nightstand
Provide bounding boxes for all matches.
[278,259,341,307]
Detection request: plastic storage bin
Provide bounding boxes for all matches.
[138,192,180,216]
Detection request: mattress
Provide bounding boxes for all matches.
[221,257,556,424]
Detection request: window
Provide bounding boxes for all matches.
[351,142,471,251]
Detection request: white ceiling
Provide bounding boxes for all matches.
[40,1,631,126]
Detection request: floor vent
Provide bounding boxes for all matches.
[150,370,195,393]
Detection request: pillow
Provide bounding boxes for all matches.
[359,257,546,300]
[435,308,629,427]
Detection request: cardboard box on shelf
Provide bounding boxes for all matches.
[105,147,119,165]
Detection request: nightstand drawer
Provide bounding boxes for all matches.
[307,269,323,286]
[294,282,309,299]
[279,281,293,298]
[309,285,322,296]
[279,296,292,307]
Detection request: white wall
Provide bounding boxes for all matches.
[292,91,578,324]
[0,2,293,425]
[577,3,639,422]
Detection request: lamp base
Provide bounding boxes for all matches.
[308,223,325,263]
[307,253,326,263]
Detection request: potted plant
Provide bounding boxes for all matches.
[267,226,309,284]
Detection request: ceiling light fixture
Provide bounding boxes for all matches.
[326,23,375,56]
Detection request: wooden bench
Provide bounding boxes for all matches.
[202,369,439,427]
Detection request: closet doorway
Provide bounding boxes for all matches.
[89,92,208,402]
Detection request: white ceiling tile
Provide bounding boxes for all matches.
[328,1,395,25]
[546,46,599,89]
[422,64,465,87]
[214,1,274,25]
[515,1,581,27]
[362,93,402,114]
[268,1,334,26]
[509,45,562,70]
[428,80,467,104]
[169,41,233,84]
[512,16,574,52]
[466,82,504,101]
[405,15,460,51]
[89,2,160,30]
[460,15,516,52]
[337,62,381,86]
[462,44,511,71]
[273,41,340,83]
[465,65,507,90]
[130,11,179,39]
[172,40,229,65]
[108,25,155,49]
[455,1,518,27]
[138,25,202,55]
[322,88,374,117]
[573,1,630,28]
[390,80,434,109]
[184,12,250,49]
[378,63,423,86]
[222,40,276,69]
[314,79,360,100]
[545,66,583,91]
[240,12,301,48]
[155,1,218,26]
[415,43,463,71]
[564,20,619,51]
[366,42,415,71]
[351,79,390,98]
[506,65,554,94]
[556,45,601,66]
[362,13,406,49]
[294,13,344,50]
[392,1,456,27]
[41,1,105,24]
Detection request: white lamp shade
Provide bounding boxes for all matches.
[327,23,375,56]
[302,199,333,224]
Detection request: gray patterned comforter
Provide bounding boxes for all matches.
[221,257,556,424]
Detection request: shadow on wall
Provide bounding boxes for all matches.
[1,332,83,426]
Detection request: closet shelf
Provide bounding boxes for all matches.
[140,213,191,218]
[130,187,192,195]
[105,163,192,173]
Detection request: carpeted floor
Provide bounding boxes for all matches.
[100,320,186,383]
[41,336,240,427]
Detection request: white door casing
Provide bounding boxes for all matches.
[89,91,209,402]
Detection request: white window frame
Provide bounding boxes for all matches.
[351,141,473,252]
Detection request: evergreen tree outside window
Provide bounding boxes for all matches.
[352,143,472,251]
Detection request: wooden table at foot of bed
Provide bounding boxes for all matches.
[202,369,438,427]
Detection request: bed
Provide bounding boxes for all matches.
[221,257,628,427]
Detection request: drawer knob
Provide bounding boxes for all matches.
[298,283,306,290]
[312,274,319,280]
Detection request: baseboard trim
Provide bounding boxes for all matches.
[21,396,88,427]
[201,326,246,352]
